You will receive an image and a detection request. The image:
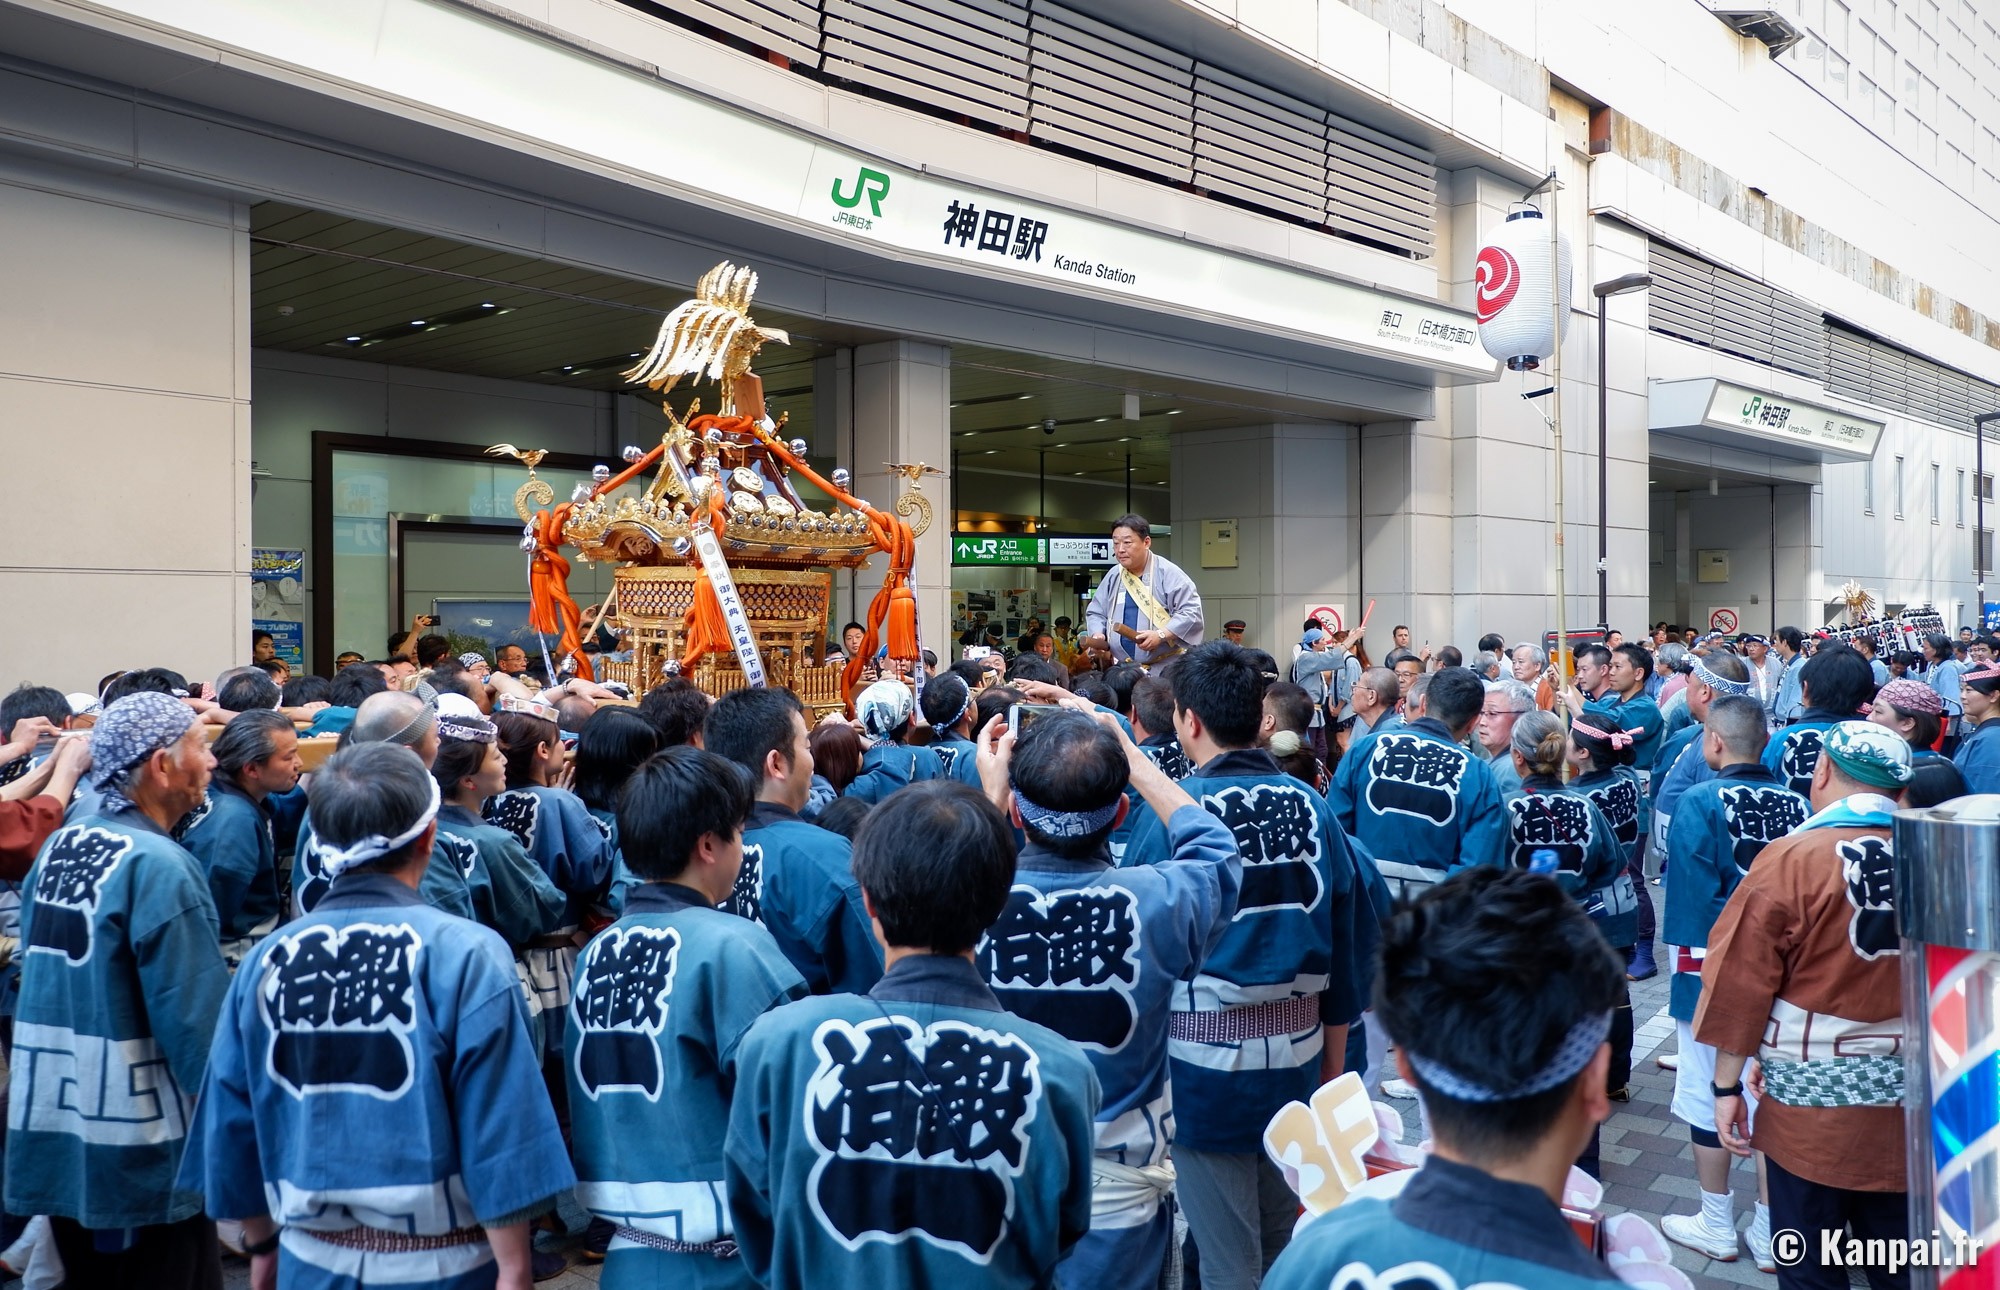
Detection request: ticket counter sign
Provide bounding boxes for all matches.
[952,534,1045,567]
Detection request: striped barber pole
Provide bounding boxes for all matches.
[1923,944,2000,1289]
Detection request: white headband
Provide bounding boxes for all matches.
[319,776,442,880]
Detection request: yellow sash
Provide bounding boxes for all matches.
[1121,565,1171,634]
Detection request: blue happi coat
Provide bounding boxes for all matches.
[1122,749,1367,1152]
[1590,691,1665,798]
[178,776,285,957]
[1663,763,1808,1022]
[435,806,564,949]
[1574,766,1647,868]
[483,785,614,925]
[1326,717,1507,893]
[723,955,1100,1290]
[181,872,574,1290]
[5,808,230,1229]
[1763,709,1847,797]
[1265,1157,1621,1290]
[297,812,478,924]
[845,743,944,805]
[732,801,883,994]
[1650,724,1713,848]
[1505,776,1637,949]
[566,881,807,1289]
[926,733,985,788]
[978,803,1240,1290]
[1954,717,2000,794]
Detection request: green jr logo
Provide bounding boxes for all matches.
[831,167,891,218]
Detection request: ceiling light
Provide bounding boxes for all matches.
[1154,479,1167,485]
[983,449,1000,455]
[1016,393,1034,400]
[410,319,426,326]
[1071,471,1087,476]
[344,335,360,342]
[1094,416,1111,422]
[480,302,497,309]
[1117,436,1136,442]
[1165,409,1183,416]
[562,365,573,372]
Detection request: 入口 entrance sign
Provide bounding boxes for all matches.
[953,534,1044,567]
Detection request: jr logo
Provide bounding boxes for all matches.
[831,167,891,218]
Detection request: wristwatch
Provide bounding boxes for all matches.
[1712,1081,1745,1098]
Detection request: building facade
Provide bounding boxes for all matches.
[0,0,1992,688]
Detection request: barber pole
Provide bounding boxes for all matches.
[1475,205,1574,372]
[1897,800,2000,1290]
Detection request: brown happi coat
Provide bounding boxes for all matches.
[1694,820,1904,1192]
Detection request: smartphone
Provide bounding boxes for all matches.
[1009,703,1063,734]
[964,646,993,661]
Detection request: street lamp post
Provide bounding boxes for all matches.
[1976,412,2000,630]
[1593,273,1654,635]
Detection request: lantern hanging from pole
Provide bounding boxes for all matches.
[1474,205,1573,371]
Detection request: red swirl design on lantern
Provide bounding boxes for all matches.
[1474,245,1520,324]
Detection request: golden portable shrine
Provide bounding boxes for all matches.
[496,262,933,715]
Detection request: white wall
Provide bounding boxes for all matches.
[0,156,250,694]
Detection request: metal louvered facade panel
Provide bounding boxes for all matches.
[822,0,1029,131]
[1191,64,1327,225]
[1324,116,1436,256]
[1646,241,1819,377]
[1028,3,1194,183]
[650,0,821,66]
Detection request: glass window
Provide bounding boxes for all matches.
[1894,454,1905,517]
[1959,468,1967,525]
[1932,462,1942,521]
[1864,458,1876,512]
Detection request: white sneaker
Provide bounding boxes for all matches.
[1380,1077,1418,1100]
[216,1219,246,1258]
[1655,1053,1680,1071]
[1660,1212,1740,1261]
[1746,1208,1774,1272]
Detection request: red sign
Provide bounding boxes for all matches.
[1709,608,1740,634]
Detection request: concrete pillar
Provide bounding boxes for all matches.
[848,340,951,661]
[0,156,250,691]
[1170,423,1360,653]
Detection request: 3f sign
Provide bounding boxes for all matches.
[831,167,891,218]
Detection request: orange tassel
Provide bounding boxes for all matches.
[887,585,918,660]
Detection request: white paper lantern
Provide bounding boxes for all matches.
[1474,206,1574,371]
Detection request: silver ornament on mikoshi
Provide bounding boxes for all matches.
[788,438,809,458]
[622,445,645,463]
[519,533,540,553]
[704,427,725,446]
[570,482,594,503]
[592,464,611,484]
[701,456,723,478]
[830,467,852,491]
[671,536,693,558]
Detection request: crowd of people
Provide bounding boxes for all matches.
[0,603,1989,1290]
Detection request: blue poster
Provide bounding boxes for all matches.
[1984,602,2000,632]
[254,619,305,670]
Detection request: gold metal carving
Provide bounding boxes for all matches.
[512,478,554,524]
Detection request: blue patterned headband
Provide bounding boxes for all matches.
[1405,1009,1613,1103]
[1692,658,1751,697]
[1013,790,1121,839]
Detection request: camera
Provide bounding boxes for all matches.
[1009,702,1063,734]
[1041,418,1057,435]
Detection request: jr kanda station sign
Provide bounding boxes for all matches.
[807,153,1490,377]
[1647,377,1885,464]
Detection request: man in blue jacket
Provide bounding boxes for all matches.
[704,687,883,993]
[8,693,230,1287]
[975,707,1240,1289]
[1327,666,1507,895]
[1122,642,1370,1290]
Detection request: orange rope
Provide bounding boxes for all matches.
[520,411,923,701]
